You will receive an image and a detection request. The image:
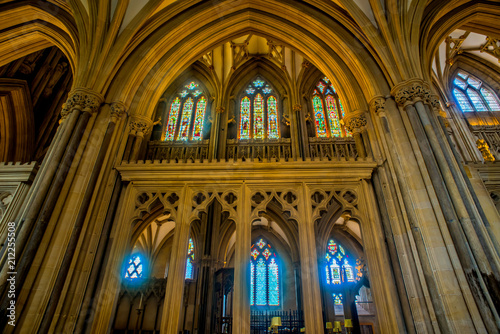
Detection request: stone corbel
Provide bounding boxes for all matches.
[60,88,103,122]
[429,95,450,128]
[391,78,431,108]
[343,111,368,134]
[129,115,154,138]
[476,139,495,162]
[369,96,386,117]
[110,101,127,123]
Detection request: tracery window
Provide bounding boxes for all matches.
[164,80,208,141]
[239,78,280,140]
[124,254,144,280]
[324,239,361,285]
[250,238,280,307]
[185,238,195,280]
[452,71,500,113]
[311,77,351,138]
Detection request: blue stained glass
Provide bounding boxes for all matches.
[325,265,330,284]
[457,72,468,80]
[454,89,474,112]
[325,239,362,285]
[246,87,255,94]
[256,258,266,305]
[467,77,481,89]
[125,255,143,280]
[323,77,330,84]
[454,78,467,90]
[251,262,255,305]
[268,259,279,306]
[263,86,272,94]
[180,90,188,98]
[178,98,194,140]
[193,90,202,97]
[253,79,265,87]
[481,88,500,110]
[467,88,488,111]
[185,258,193,279]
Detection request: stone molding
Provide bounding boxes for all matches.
[129,115,154,135]
[61,88,103,118]
[391,78,431,107]
[343,111,367,132]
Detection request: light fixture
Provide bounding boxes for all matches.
[271,317,282,334]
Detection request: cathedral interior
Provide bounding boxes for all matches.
[1,1,500,333]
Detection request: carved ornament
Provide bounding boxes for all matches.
[476,139,495,162]
[129,115,154,135]
[293,104,302,112]
[110,101,127,121]
[391,79,431,107]
[216,106,225,114]
[61,88,103,115]
[369,96,385,115]
[343,113,367,132]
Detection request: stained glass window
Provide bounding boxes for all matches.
[267,96,279,139]
[250,238,280,307]
[163,80,208,141]
[238,77,281,140]
[240,96,251,139]
[311,77,350,137]
[192,96,207,140]
[453,71,500,112]
[333,293,343,305]
[324,239,361,285]
[165,97,181,140]
[124,254,143,280]
[313,96,327,137]
[254,94,265,139]
[178,98,194,140]
[186,238,195,279]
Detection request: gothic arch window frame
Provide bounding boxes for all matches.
[451,70,500,114]
[310,77,351,138]
[237,76,281,141]
[163,79,211,142]
[250,236,282,309]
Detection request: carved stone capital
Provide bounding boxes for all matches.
[429,95,441,112]
[343,112,367,133]
[369,96,386,115]
[391,79,431,107]
[216,106,225,114]
[110,101,127,121]
[293,104,302,112]
[61,88,103,115]
[129,115,154,136]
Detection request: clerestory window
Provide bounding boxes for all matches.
[311,77,351,138]
[163,80,208,141]
[452,71,500,113]
[185,238,195,280]
[239,78,280,140]
[124,254,144,281]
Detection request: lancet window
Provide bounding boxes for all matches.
[250,238,280,307]
[452,71,500,113]
[239,78,280,140]
[164,80,208,141]
[185,238,195,280]
[311,77,351,138]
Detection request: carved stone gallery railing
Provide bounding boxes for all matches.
[226,138,292,162]
[472,126,500,160]
[308,137,358,161]
[147,140,209,162]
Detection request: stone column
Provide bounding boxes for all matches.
[343,111,368,159]
[371,88,481,332]
[232,183,251,334]
[161,186,192,334]
[290,104,302,160]
[298,183,323,334]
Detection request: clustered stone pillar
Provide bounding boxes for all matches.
[343,112,368,159]
[369,90,481,333]
[0,88,103,329]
